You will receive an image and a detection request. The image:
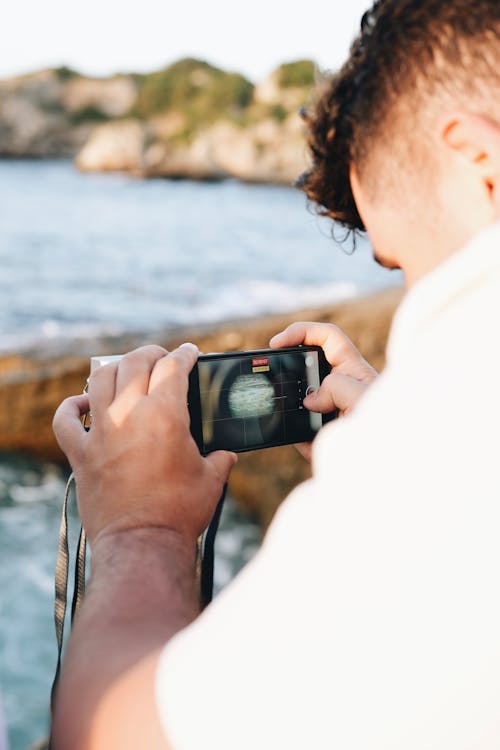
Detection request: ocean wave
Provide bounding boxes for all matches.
[0,278,394,355]
[9,475,66,504]
[193,278,371,321]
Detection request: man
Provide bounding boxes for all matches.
[52,0,500,747]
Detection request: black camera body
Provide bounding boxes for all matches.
[188,346,334,454]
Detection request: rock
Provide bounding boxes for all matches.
[144,130,229,181]
[73,103,308,184]
[0,69,137,159]
[208,117,308,184]
[61,76,137,118]
[0,96,56,148]
[0,70,92,157]
[254,70,311,111]
[149,112,187,140]
[75,120,148,173]
[0,288,403,530]
[139,113,309,184]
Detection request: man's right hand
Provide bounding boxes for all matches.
[53,344,236,547]
[270,322,377,458]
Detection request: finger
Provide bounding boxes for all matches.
[205,450,238,483]
[88,361,118,413]
[115,345,168,399]
[148,343,199,404]
[304,372,367,414]
[270,322,367,372]
[270,321,335,349]
[53,394,90,462]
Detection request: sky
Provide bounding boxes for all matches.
[1,0,372,82]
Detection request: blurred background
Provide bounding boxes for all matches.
[0,1,403,747]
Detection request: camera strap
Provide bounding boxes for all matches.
[50,473,87,710]
[47,472,86,749]
[49,474,227,730]
[200,483,227,608]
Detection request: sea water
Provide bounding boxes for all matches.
[0,160,402,749]
[0,160,400,352]
[0,454,260,750]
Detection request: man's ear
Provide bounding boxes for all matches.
[438,112,500,203]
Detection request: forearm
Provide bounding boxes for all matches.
[52,527,199,750]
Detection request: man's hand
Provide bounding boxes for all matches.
[53,343,236,545]
[51,344,238,750]
[270,323,377,459]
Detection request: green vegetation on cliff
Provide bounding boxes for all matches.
[133,58,254,134]
[277,59,316,88]
[68,105,111,125]
[53,65,81,81]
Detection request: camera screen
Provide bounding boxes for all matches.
[197,350,323,453]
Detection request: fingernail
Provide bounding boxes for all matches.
[181,342,200,353]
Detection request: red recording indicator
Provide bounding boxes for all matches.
[252,357,270,373]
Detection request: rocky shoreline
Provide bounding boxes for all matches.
[0,288,403,530]
[0,59,319,184]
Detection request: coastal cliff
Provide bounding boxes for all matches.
[0,288,403,530]
[0,59,320,184]
[0,68,135,157]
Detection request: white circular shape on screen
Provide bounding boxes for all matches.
[305,355,314,368]
[228,374,275,419]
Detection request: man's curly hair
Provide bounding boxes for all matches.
[299,0,500,233]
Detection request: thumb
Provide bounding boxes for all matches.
[205,450,238,484]
[53,394,90,463]
[304,372,368,415]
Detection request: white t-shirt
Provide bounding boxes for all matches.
[156,221,500,749]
